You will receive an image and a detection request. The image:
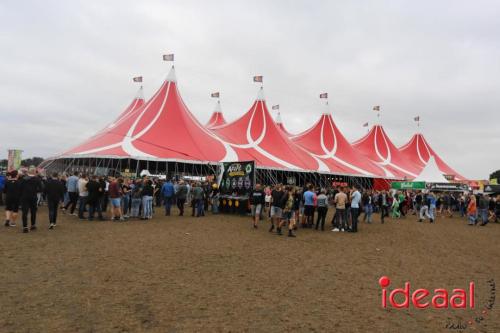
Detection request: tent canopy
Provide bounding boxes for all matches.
[206,100,227,128]
[399,133,464,181]
[413,156,449,183]
[52,65,466,181]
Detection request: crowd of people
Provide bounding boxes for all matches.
[249,183,500,237]
[1,168,499,235]
[1,168,220,233]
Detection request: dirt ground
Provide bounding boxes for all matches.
[0,205,499,333]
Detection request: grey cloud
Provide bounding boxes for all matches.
[1,0,499,179]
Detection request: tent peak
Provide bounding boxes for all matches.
[214,100,222,113]
[135,86,144,100]
[165,66,177,82]
[256,87,265,101]
[275,112,283,124]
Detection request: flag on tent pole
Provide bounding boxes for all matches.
[132,76,143,83]
[363,122,369,127]
[211,92,220,98]
[373,105,380,111]
[163,54,174,61]
[414,116,420,122]
[319,93,328,99]
[272,105,279,110]
[253,75,263,83]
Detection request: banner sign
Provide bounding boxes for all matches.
[426,182,468,192]
[219,161,255,196]
[391,181,426,190]
[484,184,500,193]
[7,149,23,171]
[332,181,348,187]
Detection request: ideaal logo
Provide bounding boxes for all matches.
[379,277,496,331]
[379,276,475,309]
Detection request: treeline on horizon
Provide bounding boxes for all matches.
[0,157,44,169]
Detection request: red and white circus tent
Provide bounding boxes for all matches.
[46,63,465,182]
[212,88,324,172]
[352,125,422,179]
[291,113,387,177]
[206,100,227,128]
[63,87,145,155]
[61,67,233,163]
[399,133,464,180]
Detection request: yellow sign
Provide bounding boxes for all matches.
[490,178,498,185]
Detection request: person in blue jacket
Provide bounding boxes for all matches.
[161,179,175,216]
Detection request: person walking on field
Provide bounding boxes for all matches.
[391,193,401,219]
[86,175,104,221]
[269,184,285,233]
[477,194,489,226]
[303,184,316,228]
[141,180,154,220]
[192,182,205,217]
[315,189,328,231]
[63,171,79,215]
[4,170,21,228]
[108,177,124,221]
[77,174,89,219]
[350,185,361,232]
[467,195,477,225]
[279,186,296,237]
[44,172,65,229]
[161,179,175,216]
[362,190,373,223]
[428,192,436,223]
[332,187,347,232]
[130,179,143,218]
[378,190,389,223]
[250,183,265,229]
[19,167,42,233]
[176,180,188,216]
[419,193,431,222]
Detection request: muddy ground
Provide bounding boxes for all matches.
[0,205,499,333]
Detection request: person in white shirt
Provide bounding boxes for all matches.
[350,185,362,232]
[77,174,89,219]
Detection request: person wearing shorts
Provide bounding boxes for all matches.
[332,187,348,232]
[269,184,285,233]
[108,177,124,221]
[278,186,296,237]
[250,184,265,229]
[4,170,21,227]
[303,184,316,228]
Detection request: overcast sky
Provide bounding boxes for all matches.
[1,0,499,179]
